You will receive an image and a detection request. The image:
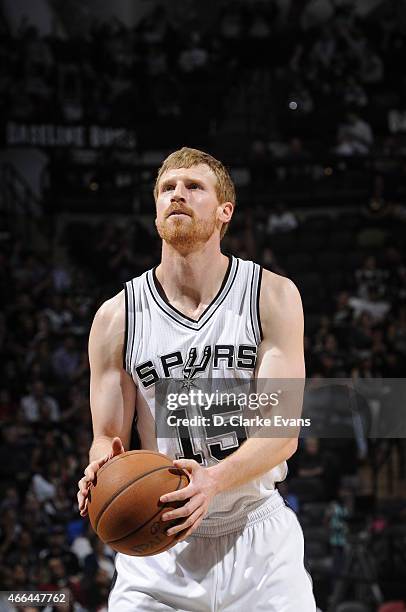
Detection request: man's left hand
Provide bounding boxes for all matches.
[160,459,219,541]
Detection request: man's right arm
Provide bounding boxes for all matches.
[77,290,136,515]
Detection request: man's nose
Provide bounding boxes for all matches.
[172,182,187,200]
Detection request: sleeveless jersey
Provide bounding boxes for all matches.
[123,255,287,527]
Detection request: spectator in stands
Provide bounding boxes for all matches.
[277,480,299,513]
[342,75,368,108]
[42,294,73,334]
[19,492,50,540]
[0,509,20,559]
[355,255,389,300]
[8,529,37,569]
[317,333,346,375]
[335,130,363,156]
[51,249,73,293]
[52,335,81,381]
[296,437,326,498]
[80,566,112,610]
[0,485,19,513]
[313,315,333,350]
[266,201,298,234]
[30,463,58,505]
[387,319,406,357]
[325,487,353,575]
[46,557,69,589]
[219,3,244,45]
[83,534,115,579]
[178,32,209,75]
[349,287,391,324]
[310,25,336,69]
[333,291,353,327]
[0,424,33,494]
[25,339,54,384]
[0,388,15,421]
[40,526,80,575]
[20,380,60,423]
[361,48,384,84]
[337,111,374,154]
[249,139,273,188]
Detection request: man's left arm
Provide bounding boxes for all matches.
[161,270,305,538]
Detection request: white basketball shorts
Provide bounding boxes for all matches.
[108,491,316,611]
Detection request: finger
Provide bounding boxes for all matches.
[84,457,105,480]
[160,483,194,504]
[77,491,84,509]
[78,477,89,493]
[177,514,205,542]
[80,498,89,517]
[77,486,86,502]
[84,466,96,481]
[78,490,88,510]
[77,487,89,508]
[77,483,89,509]
[161,496,202,522]
[173,459,199,472]
[77,484,89,503]
[166,508,204,537]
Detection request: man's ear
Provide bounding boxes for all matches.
[220,201,234,223]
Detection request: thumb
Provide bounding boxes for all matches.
[110,437,125,457]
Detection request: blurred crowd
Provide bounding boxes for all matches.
[1,197,406,608]
[1,1,406,610]
[0,1,406,153]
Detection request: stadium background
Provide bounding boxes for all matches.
[0,0,406,610]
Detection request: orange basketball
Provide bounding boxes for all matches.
[87,450,189,556]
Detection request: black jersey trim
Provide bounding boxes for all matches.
[129,280,136,373]
[249,264,257,343]
[249,263,263,345]
[146,256,239,331]
[257,266,264,342]
[123,282,129,372]
[146,274,199,331]
[152,255,233,324]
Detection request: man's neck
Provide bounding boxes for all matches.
[155,240,229,319]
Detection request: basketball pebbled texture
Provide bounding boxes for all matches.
[87,450,189,556]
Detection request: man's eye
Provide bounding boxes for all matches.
[162,184,174,192]
[188,183,200,189]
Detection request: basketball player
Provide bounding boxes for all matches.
[77,147,316,611]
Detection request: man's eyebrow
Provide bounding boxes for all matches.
[159,177,205,188]
[159,178,173,188]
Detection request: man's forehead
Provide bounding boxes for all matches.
[159,164,217,185]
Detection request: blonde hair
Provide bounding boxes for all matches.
[154,147,235,239]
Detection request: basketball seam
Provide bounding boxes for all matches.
[97,450,171,477]
[106,472,186,544]
[94,465,177,531]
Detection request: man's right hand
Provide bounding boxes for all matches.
[77,437,125,517]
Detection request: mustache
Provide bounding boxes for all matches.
[165,204,194,218]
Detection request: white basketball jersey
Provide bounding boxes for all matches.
[124,255,287,526]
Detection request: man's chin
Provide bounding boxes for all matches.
[156,218,217,251]
[160,230,197,250]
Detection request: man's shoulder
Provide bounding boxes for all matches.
[261,268,300,300]
[259,268,303,331]
[92,290,125,335]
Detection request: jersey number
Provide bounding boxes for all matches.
[175,403,248,463]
